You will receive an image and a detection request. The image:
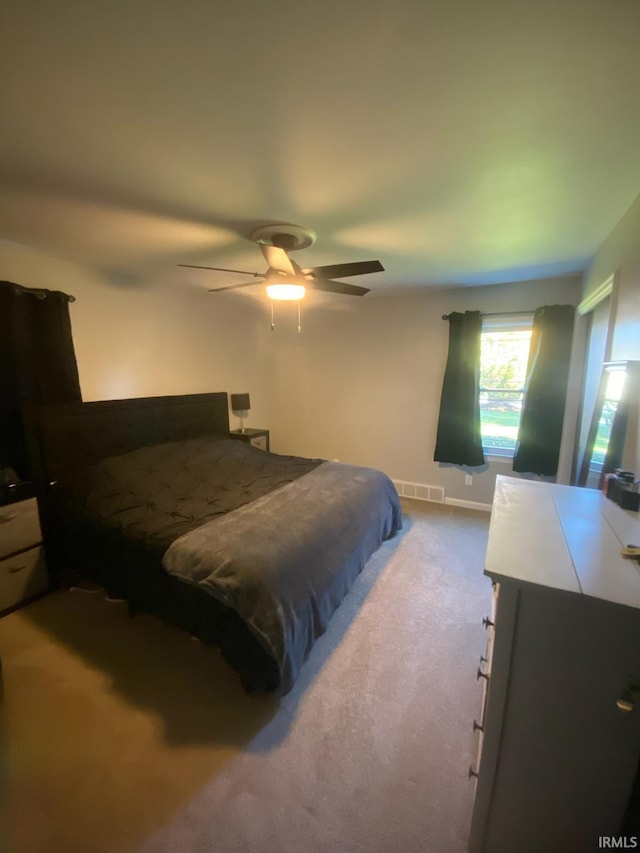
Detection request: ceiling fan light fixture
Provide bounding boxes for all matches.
[266,283,306,301]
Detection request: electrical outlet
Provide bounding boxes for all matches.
[465,474,473,486]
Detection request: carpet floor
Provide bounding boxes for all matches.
[0,499,491,853]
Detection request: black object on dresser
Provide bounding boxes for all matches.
[0,477,34,507]
[229,428,270,452]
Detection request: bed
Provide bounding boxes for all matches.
[26,393,402,693]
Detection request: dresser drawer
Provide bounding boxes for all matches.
[0,546,48,612]
[0,498,42,558]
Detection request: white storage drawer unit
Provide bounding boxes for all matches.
[469,476,640,852]
[0,497,48,613]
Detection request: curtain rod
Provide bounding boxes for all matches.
[14,285,76,303]
[441,310,534,320]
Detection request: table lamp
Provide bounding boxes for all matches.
[230,393,250,433]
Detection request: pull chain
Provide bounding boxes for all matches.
[268,300,303,333]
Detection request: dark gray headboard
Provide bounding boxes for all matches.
[25,392,230,490]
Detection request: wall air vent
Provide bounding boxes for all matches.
[392,480,445,504]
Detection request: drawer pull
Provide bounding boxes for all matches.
[477,667,489,682]
[616,680,640,713]
[617,694,634,713]
[8,564,27,574]
[468,765,479,779]
[0,513,18,525]
[617,686,639,713]
[473,719,484,732]
[480,654,487,663]
[482,617,494,629]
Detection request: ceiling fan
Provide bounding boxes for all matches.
[178,224,384,300]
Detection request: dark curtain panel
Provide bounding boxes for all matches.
[434,311,485,467]
[0,281,81,481]
[512,304,575,476]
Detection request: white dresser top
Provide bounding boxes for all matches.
[485,475,640,610]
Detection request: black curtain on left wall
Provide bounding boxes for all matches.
[0,281,81,483]
[434,310,485,467]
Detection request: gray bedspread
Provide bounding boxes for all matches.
[162,461,402,692]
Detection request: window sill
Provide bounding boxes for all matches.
[483,452,515,462]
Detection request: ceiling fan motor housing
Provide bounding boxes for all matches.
[251,223,316,252]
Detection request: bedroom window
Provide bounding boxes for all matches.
[479,314,533,457]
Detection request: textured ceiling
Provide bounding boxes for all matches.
[1,0,639,295]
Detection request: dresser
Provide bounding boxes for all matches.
[0,497,48,615]
[469,476,640,852]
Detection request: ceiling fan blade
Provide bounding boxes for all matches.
[302,260,384,279]
[207,280,262,293]
[312,279,370,296]
[178,263,263,277]
[260,244,297,276]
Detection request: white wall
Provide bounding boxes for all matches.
[583,192,640,363]
[266,275,583,506]
[0,241,270,427]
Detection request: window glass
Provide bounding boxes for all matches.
[479,315,533,456]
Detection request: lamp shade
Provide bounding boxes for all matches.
[230,393,250,411]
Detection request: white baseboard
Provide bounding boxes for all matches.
[445,497,492,513]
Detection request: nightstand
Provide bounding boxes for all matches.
[0,497,48,616]
[229,428,270,452]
